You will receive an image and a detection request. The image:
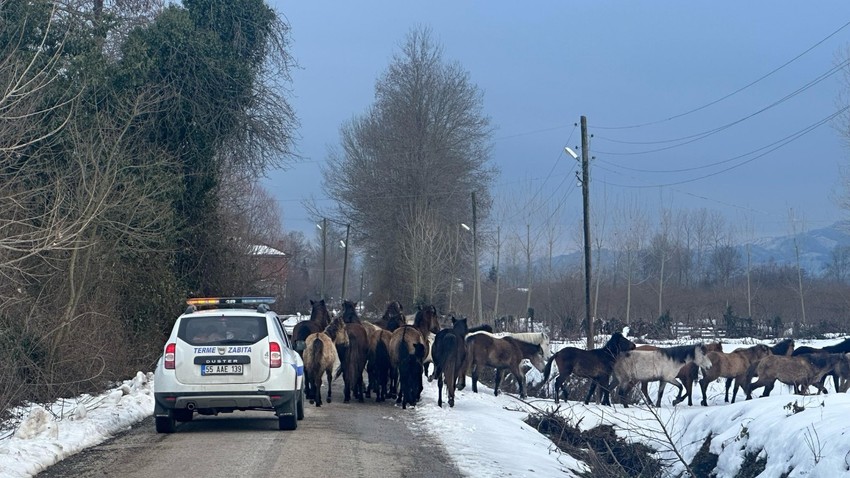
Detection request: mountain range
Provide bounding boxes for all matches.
[551,221,850,277]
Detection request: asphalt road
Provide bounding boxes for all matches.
[37,380,464,478]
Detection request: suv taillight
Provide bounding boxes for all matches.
[270,342,282,368]
[164,343,176,369]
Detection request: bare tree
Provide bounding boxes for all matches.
[323,27,495,306]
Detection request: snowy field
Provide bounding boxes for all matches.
[1,337,849,477]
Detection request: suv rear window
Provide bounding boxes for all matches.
[178,316,268,346]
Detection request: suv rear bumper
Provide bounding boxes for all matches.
[155,390,298,416]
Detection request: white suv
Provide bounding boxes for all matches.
[153,297,304,433]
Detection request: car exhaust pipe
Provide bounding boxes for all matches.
[186,402,196,410]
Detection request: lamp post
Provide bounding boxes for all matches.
[340,223,350,300]
[318,219,327,301]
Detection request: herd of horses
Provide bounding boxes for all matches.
[292,299,850,410]
[292,299,548,409]
[543,332,850,407]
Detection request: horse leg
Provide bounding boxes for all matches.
[471,362,480,394]
[699,377,710,406]
[437,371,444,407]
[667,379,683,406]
[513,365,527,398]
[639,381,652,406]
[325,369,333,403]
[554,374,567,404]
[313,375,323,407]
[761,380,775,397]
[724,377,733,402]
[493,368,503,396]
[656,381,666,407]
[583,379,596,405]
[446,366,457,407]
[304,369,314,402]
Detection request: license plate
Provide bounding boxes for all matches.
[201,364,244,375]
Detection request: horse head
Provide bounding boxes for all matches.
[342,300,361,324]
[324,316,349,347]
[451,317,469,337]
[414,304,441,334]
[694,344,713,370]
[310,299,331,327]
[605,332,636,355]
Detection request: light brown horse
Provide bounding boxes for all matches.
[303,317,347,407]
[293,300,332,401]
[460,332,545,399]
[699,343,771,406]
[744,353,847,399]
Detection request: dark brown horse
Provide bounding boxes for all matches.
[791,337,850,391]
[292,299,332,352]
[460,332,545,398]
[432,317,469,407]
[341,300,362,324]
[390,325,426,409]
[292,300,332,401]
[542,332,636,405]
[373,301,404,331]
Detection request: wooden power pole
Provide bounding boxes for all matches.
[580,116,594,350]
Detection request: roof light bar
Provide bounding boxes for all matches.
[186,297,276,306]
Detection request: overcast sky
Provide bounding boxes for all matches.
[264,1,850,251]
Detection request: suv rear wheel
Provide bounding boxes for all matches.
[156,414,176,433]
[278,414,297,430]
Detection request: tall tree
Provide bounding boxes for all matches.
[324,27,495,307]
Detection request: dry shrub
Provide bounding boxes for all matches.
[526,408,662,477]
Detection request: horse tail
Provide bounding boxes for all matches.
[309,336,324,370]
[542,353,557,382]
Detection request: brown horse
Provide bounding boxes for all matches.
[744,353,847,399]
[432,317,469,407]
[636,342,722,407]
[303,317,347,407]
[542,332,636,405]
[411,304,442,376]
[460,332,545,398]
[367,327,395,402]
[389,325,427,409]
[699,343,771,406]
[337,302,368,403]
[293,300,332,401]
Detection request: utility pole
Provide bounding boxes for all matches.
[321,217,327,301]
[472,191,483,325]
[341,223,350,301]
[525,223,532,332]
[493,225,501,322]
[580,115,593,350]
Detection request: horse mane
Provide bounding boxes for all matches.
[503,336,542,355]
[658,343,701,362]
[468,323,493,334]
[823,338,850,354]
[770,339,794,356]
[310,299,330,325]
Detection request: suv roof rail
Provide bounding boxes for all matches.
[185,296,276,312]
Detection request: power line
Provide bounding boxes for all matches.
[593,19,850,130]
[593,57,850,155]
[596,105,849,189]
